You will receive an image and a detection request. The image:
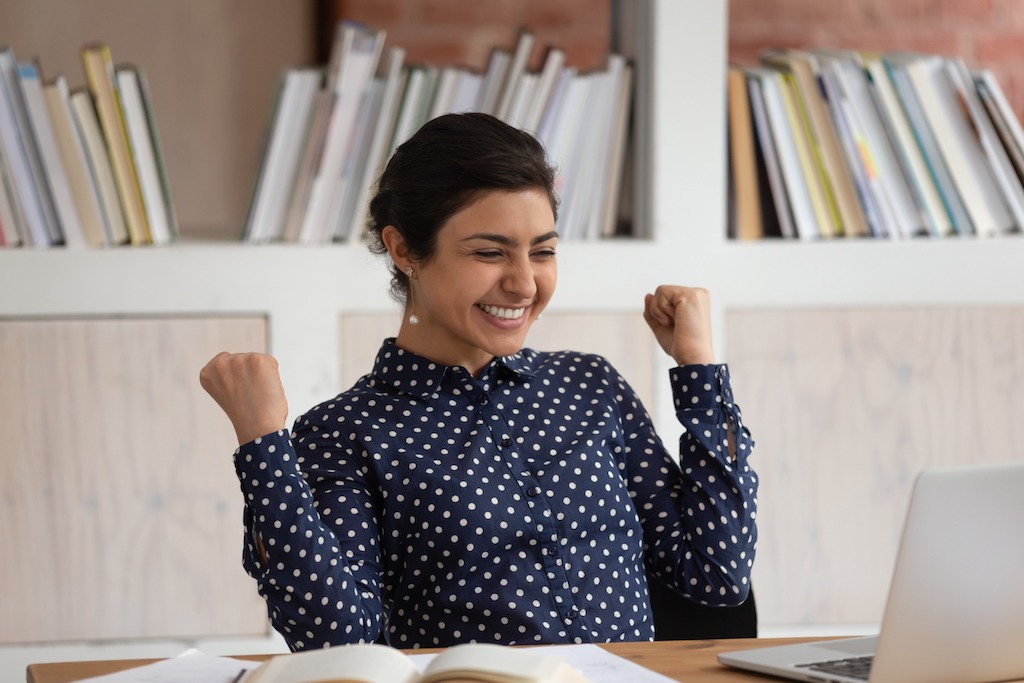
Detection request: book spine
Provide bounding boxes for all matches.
[81,43,151,245]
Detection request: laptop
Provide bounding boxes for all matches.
[718,461,1024,683]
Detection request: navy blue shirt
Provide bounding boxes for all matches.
[233,339,757,650]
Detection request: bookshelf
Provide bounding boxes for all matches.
[2,0,1024,643]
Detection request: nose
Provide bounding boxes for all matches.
[502,254,537,300]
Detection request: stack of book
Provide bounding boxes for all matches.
[242,23,635,245]
[0,43,177,249]
[727,48,1024,241]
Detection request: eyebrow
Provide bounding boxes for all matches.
[460,231,560,246]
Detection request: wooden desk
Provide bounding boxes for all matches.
[25,637,825,683]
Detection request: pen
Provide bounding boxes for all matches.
[231,669,247,683]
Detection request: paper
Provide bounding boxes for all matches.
[73,649,262,683]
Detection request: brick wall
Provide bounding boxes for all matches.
[729,0,1024,120]
[332,0,611,71]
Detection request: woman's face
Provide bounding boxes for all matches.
[399,188,558,376]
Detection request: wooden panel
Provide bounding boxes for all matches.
[0,0,314,238]
[339,312,658,415]
[0,317,270,643]
[726,307,1024,628]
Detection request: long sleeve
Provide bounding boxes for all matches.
[233,426,384,650]
[621,363,758,605]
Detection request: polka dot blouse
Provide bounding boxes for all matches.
[233,338,757,650]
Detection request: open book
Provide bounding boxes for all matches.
[239,642,589,683]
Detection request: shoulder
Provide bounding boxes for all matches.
[519,348,624,383]
[291,373,389,427]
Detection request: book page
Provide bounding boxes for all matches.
[412,643,674,683]
[420,643,579,683]
[249,643,420,683]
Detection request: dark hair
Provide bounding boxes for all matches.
[367,112,558,302]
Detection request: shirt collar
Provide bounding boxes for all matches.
[370,338,537,397]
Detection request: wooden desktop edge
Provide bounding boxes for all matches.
[25,637,834,683]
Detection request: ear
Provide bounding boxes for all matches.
[381,226,412,271]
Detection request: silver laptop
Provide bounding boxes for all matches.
[718,461,1024,683]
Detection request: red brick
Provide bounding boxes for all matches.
[974,31,1024,63]
[851,0,930,24]
[780,0,862,24]
[522,0,608,31]
[334,0,406,25]
[420,0,520,27]
[936,0,997,24]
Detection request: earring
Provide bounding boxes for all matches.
[406,267,419,325]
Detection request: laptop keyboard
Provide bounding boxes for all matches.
[796,655,873,680]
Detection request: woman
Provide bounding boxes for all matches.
[200,112,757,650]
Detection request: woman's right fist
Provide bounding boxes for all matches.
[200,351,289,446]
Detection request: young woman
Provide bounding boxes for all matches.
[200,112,758,650]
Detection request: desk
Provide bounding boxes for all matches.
[24,637,829,683]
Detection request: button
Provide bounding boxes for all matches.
[500,435,512,448]
[542,545,556,556]
[475,393,489,406]
[527,485,542,497]
[564,608,578,620]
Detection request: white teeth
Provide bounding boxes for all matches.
[479,304,526,320]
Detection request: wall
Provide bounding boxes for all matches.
[331,0,611,71]
[728,0,1024,121]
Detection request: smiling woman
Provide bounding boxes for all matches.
[199,112,759,651]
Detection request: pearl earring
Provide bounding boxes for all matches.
[406,267,419,325]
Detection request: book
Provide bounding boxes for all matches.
[598,60,634,238]
[814,48,925,239]
[448,68,484,115]
[243,67,321,243]
[861,53,952,237]
[748,67,818,240]
[778,69,834,237]
[727,65,764,240]
[883,52,973,236]
[746,70,794,238]
[68,88,129,245]
[239,642,588,683]
[115,65,176,245]
[345,45,406,244]
[43,75,108,247]
[903,53,1014,237]
[81,43,151,245]
[297,22,385,244]
[946,57,1024,233]
[974,68,1024,187]
[0,156,20,246]
[762,49,868,238]
[0,47,57,247]
[582,54,630,240]
[476,47,512,115]
[426,65,462,121]
[520,46,565,134]
[386,64,437,155]
[494,31,535,122]
[17,60,84,247]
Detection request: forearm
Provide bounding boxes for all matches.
[234,429,384,649]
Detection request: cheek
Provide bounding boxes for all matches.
[539,264,558,298]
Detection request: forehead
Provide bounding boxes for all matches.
[441,189,557,239]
